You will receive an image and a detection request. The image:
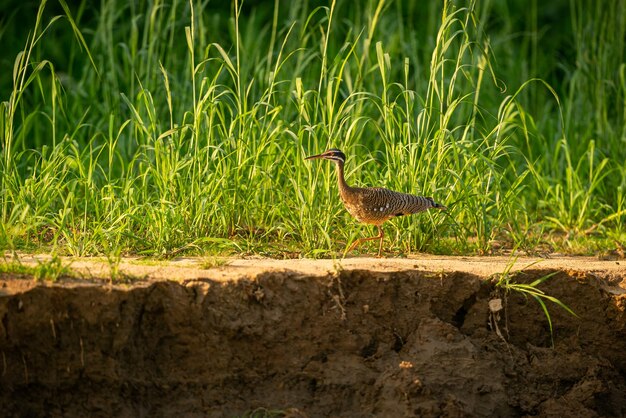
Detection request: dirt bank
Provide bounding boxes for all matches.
[1,256,625,417]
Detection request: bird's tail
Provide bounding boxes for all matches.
[426,197,447,211]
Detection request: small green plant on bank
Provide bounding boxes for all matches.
[0,260,35,277]
[200,256,230,269]
[492,258,577,346]
[0,255,72,282]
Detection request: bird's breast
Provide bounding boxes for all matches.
[343,198,393,225]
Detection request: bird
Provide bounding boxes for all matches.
[305,148,446,257]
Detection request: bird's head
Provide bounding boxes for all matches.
[304,148,346,164]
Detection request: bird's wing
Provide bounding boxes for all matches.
[360,187,434,216]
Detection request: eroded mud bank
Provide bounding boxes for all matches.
[1,269,625,417]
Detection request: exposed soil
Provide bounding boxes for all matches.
[1,256,625,417]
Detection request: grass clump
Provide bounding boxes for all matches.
[491,258,578,346]
[0,255,72,282]
[200,256,231,269]
[0,0,624,257]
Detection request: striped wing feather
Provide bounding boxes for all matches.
[342,187,435,224]
[362,187,434,215]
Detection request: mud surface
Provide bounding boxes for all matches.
[1,257,626,417]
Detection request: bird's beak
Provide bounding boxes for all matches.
[305,153,325,160]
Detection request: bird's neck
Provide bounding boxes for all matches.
[334,160,353,196]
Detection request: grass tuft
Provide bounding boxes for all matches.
[493,258,578,346]
[0,255,72,282]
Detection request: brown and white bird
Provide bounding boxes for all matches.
[306,148,446,257]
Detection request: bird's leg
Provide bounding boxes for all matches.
[377,226,384,258]
[346,225,385,257]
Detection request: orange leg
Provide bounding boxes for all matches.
[347,225,385,257]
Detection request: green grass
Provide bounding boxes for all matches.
[492,258,578,347]
[0,0,625,258]
[0,255,72,282]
